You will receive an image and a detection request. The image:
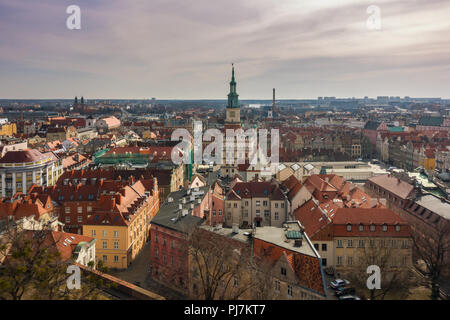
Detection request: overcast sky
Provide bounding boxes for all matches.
[1,0,449,99]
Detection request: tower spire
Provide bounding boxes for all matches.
[232,63,235,82]
[227,64,238,108]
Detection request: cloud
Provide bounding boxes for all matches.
[0,0,449,98]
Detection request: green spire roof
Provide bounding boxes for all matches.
[227,63,239,108]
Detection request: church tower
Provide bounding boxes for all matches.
[225,64,241,129]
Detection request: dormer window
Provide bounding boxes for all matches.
[346,224,352,232]
[395,225,401,232]
[382,224,388,232]
[358,224,364,232]
[370,224,375,232]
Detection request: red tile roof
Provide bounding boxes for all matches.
[332,208,410,237]
[0,149,48,163]
[228,181,285,200]
[23,230,95,262]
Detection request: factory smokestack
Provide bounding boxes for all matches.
[272,88,276,108]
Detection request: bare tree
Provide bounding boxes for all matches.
[187,227,255,300]
[250,255,276,300]
[411,220,450,300]
[346,241,413,300]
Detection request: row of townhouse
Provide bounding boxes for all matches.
[282,129,371,158]
[27,171,160,269]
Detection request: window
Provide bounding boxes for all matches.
[256,201,260,207]
[114,242,119,249]
[314,243,319,250]
[102,230,107,237]
[155,247,159,259]
[370,224,375,232]
[114,231,119,238]
[102,255,107,262]
[163,238,166,247]
[322,244,327,251]
[281,267,287,276]
[275,280,280,292]
[281,203,284,208]
[337,240,343,248]
[346,224,352,232]
[171,240,175,249]
[256,210,260,216]
[287,285,293,298]
[65,216,70,223]
[347,256,353,265]
[322,258,327,266]
[212,210,216,216]
[77,206,82,213]
[114,255,119,262]
[402,240,408,248]
[382,224,388,232]
[77,216,82,223]
[233,277,238,288]
[263,201,268,206]
[245,201,249,206]
[243,210,248,217]
[370,240,375,248]
[337,256,343,265]
[275,203,279,208]
[395,225,401,232]
[347,240,353,248]
[264,210,270,217]
[274,212,279,220]
[359,224,364,232]
[402,256,408,266]
[91,230,96,237]
[102,241,107,249]
[218,210,222,216]
[65,207,71,214]
[163,253,166,264]
[358,240,365,248]
[233,203,237,208]
[87,206,92,212]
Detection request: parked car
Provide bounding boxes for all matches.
[339,295,361,300]
[335,287,356,297]
[330,279,350,289]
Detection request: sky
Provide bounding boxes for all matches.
[1,0,450,100]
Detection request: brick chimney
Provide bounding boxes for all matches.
[110,197,116,209]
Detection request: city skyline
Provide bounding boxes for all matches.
[1,0,450,99]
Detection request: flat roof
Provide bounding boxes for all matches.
[415,194,450,220]
[254,222,318,258]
